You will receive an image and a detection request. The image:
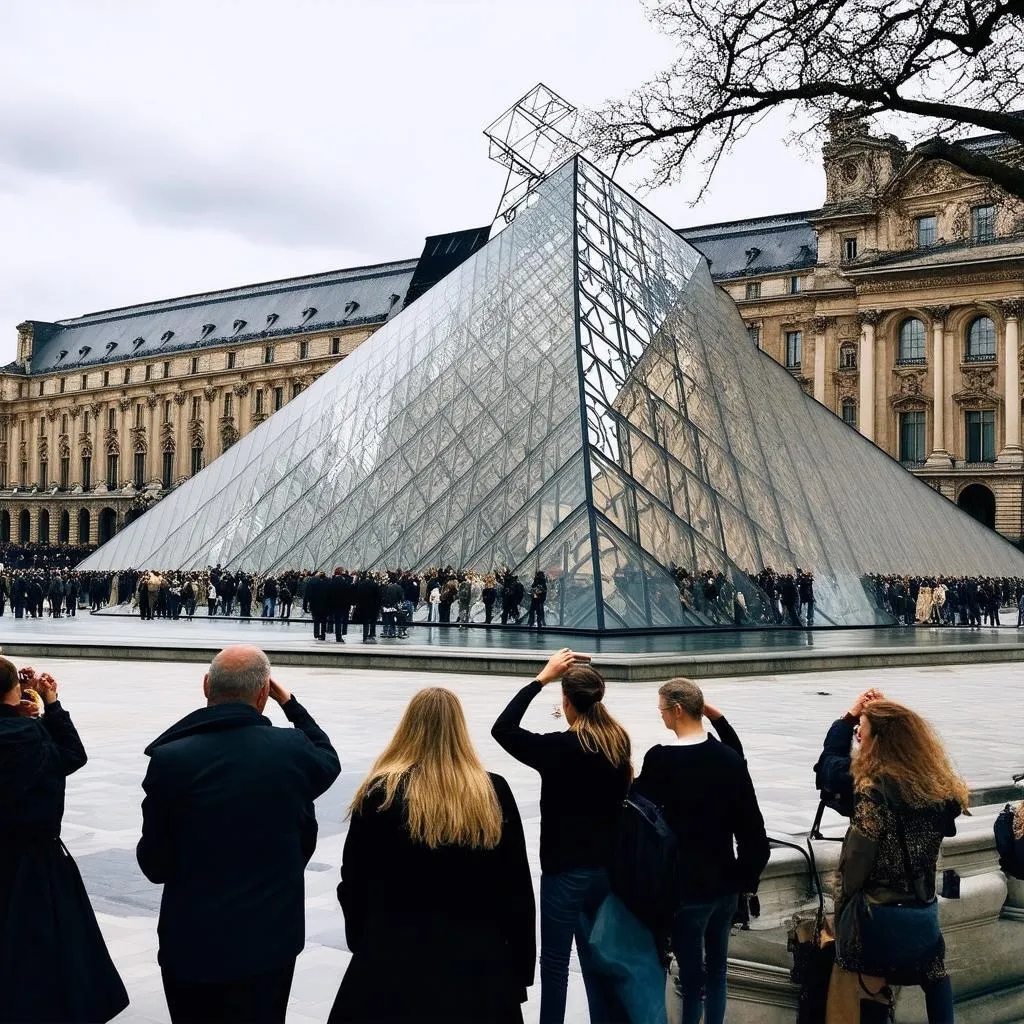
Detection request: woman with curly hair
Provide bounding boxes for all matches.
[833,700,969,1023]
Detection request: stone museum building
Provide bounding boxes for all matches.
[2,118,1022,548]
[680,119,1024,542]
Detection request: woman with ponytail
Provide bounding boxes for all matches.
[492,649,633,1024]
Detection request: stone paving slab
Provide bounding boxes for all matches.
[11,652,1024,1023]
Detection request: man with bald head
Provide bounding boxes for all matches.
[137,645,340,1024]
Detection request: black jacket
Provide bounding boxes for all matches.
[0,703,128,1022]
[329,773,535,1023]
[814,715,856,817]
[632,734,769,902]
[492,682,631,874]
[137,698,340,983]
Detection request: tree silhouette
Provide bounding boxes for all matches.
[587,0,1024,200]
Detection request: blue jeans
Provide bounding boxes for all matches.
[262,597,276,618]
[671,893,737,1024]
[539,869,626,1024]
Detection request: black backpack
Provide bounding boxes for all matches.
[995,803,1023,879]
[608,791,678,933]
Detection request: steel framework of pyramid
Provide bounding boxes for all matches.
[79,157,1024,629]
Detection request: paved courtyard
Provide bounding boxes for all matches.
[10,652,1024,1023]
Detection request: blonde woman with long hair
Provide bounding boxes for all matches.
[832,700,969,1024]
[492,649,633,1024]
[328,687,534,1024]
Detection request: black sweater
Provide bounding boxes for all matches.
[492,682,631,875]
[632,736,770,902]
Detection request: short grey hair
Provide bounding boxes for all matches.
[208,646,272,704]
[659,677,705,720]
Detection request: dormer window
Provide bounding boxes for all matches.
[160,330,175,345]
[132,337,145,350]
[842,237,858,261]
[388,293,401,309]
[57,350,68,362]
[301,307,318,323]
[266,313,279,328]
[201,323,216,339]
[744,247,761,266]
[232,319,247,335]
[343,301,359,316]
[78,345,91,358]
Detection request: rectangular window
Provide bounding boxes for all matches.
[292,382,303,399]
[124,367,131,384]
[134,450,146,488]
[60,456,70,489]
[784,330,803,368]
[264,344,275,364]
[899,411,927,463]
[17,383,23,398]
[841,401,857,428]
[106,452,119,488]
[83,411,90,432]
[744,282,761,300]
[254,389,264,414]
[20,461,28,487]
[299,340,309,359]
[840,345,857,369]
[966,409,996,462]
[915,215,937,247]
[38,416,45,437]
[59,378,65,394]
[843,237,858,261]
[39,460,47,489]
[108,408,116,432]
[0,463,6,489]
[83,374,89,389]
[273,386,284,411]
[191,446,204,476]
[227,351,236,370]
[789,276,801,294]
[144,364,152,381]
[164,400,172,423]
[61,414,68,434]
[163,360,170,378]
[81,455,91,490]
[190,357,199,375]
[330,337,341,355]
[223,393,233,418]
[135,403,143,427]
[747,325,761,349]
[38,381,44,396]
[191,396,201,421]
[162,450,173,489]
[971,205,996,242]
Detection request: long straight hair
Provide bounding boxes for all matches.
[350,687,503,849]
[563,666,632,779]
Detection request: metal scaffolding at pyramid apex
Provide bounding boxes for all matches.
[484,83,581,224]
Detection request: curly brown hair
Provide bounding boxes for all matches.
[854,700,969,811]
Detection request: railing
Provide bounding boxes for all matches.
[964,351,997,363]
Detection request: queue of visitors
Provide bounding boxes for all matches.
[2,644,999,1024]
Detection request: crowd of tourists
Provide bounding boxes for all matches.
[4,646,1017,1024]
[0,541,96,570]
[863,574,1024,627]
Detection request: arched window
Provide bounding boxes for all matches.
[841,398,857,428]
[839,343,857,370]
[897,318,926,363]
[78,509,90,545]
[966,316,997,361]
[38,508,49,544]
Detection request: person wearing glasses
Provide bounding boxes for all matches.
[632,678,769,1024]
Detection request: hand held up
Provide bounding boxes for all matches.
[536,648,589,685]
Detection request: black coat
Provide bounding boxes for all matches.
[306,575,329,615]
[354,577,381,617]
[329,773,535,1023]
[0,703,129,1023]
[137,698,340,983]
[328,574,354,614]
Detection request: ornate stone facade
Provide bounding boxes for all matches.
[702,124,1024,543]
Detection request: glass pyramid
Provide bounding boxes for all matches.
[79,157,1024,629]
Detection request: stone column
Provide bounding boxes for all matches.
[857,311,880,442]
[811,317,831,405]
[925,306,953,466]
[998,299,1024,464]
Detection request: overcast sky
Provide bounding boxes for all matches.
[0,0,825,365]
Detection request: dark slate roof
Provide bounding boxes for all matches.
[678,211,818,280]
[26,259,418,376]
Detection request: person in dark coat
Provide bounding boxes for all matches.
[27,575,44,618]
[65,573,80,616]
[329,568,353,643]
[12,574,27,618]
[355,572,381,643]
[329,687,535,1024]
[237,576,253,618]
[0,659,129,1023]
[526,571,547,629]
[137,645,341,1024]
[307,571,329,640]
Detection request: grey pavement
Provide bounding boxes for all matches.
[13,651,1024,1023]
